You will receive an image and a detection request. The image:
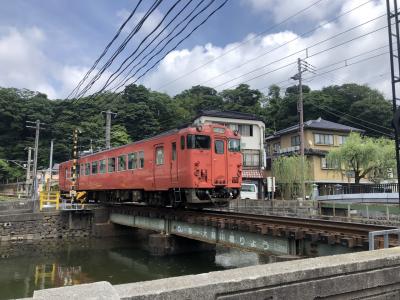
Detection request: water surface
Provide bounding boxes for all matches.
[0,237,228,299]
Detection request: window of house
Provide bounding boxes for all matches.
[99,159,106,174]
[215,140,224,154]
[243,150,260,167]
[118,155,127,171]
[187,135,210,149]
[273,143,280,153]
[156,147,164,165]
[228,123,239,131]
[171,143,176,161]
[108,158,115,172]
[138,151,145,168]
[238,124,253,136]
[321,157,338,170]
[91,161,98,175]
[85,163,90,175]
[228,139,240,152]
[314,133,333,145]
[291,135,300,146]
[338,135,347,145]
[128,153,137,169]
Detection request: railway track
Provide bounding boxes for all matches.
[110,203,399,248]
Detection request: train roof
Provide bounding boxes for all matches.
[61,124,233,164]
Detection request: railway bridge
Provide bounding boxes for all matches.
[110,204,398,257]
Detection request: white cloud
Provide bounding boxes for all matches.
[142,0,391,98]
[242,0,345,23]
[0,26,114,99]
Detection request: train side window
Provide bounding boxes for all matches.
[172,142,176,160]
[155,146,164,165]
[91,161,98,175]
[80,164,84,176]
[138,151,144,168]
[118,155,127,171]
[108,158,115,172]
[70,167,73,178]
[128,153,137,169]
[65,168,68,179]
[99,159,106,174]
[85,163,90,175]
[76,164,80,177]
[180,136,185,150]
[215,140,224,154]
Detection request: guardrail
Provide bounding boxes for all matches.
[319,183,399,196]
[39,192,60,211]
[369,229,400,250]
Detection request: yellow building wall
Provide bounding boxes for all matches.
[266,129,354,183]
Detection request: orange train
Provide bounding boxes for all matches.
[59,124,242,208]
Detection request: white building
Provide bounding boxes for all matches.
[193,110,266,199]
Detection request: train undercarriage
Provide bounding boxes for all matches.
[66,187,240,208]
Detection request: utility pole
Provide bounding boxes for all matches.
[25,147,32,196]
[26,120,45,203]
[101,110,117,149]
[48,139,54,188]
[291,58,315,200]
[386,0,400,206]
[70,129,79,202]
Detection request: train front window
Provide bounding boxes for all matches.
[187,134,210,149]
[228,139,241,152]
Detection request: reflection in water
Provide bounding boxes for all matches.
[0,237,223,299]
[0,237,269,299]
[34,264,91,290]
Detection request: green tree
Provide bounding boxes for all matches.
[327,133,396,183]
[272,155,312,200]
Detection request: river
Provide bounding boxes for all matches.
[0,236,263,299]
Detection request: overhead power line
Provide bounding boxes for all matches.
[74,0,164,99]
[108,0,230,94]
[99,0,186,92]
[154,0,327,90]
[67,0,144,99]
[217,15,387,90]
[199,0,376,87]
[95,0,212,95]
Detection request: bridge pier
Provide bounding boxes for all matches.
[148,233,215,256]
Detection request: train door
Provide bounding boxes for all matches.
[170,141,178,184]
[153,144,165,189]
[212,138,228,185]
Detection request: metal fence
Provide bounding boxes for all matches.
[214,199,400,226]
[318,183,399,196]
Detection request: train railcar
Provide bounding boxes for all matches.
[59,124,242,207]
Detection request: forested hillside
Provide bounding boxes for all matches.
[0,83,393,181]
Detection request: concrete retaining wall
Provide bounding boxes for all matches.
[28,247,400,299]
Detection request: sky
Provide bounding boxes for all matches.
[0,0,392,99]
